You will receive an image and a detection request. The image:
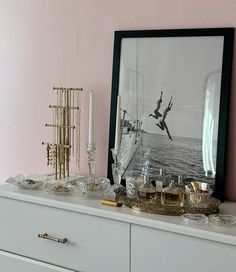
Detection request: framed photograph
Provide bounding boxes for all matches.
[107,28,234,201]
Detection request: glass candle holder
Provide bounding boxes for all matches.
[87,143,96,179]
[77,143,110,198]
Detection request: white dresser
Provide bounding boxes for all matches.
[0,184,236,272]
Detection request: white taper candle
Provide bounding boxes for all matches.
[88,90,94,145]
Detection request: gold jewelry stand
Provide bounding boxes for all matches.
[42,87,83,180]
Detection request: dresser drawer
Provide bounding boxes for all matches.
[131,224,236,272]
[0,250,74,272]
[0,197,130,272]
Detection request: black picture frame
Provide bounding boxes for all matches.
[107,28,234,201]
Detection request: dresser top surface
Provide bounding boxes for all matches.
[0,183,236,245]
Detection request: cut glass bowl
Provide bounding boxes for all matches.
[6,174,47,189]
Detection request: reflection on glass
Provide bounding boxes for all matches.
[202,72,221,178]
[118,39,143,179]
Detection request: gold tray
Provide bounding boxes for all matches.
[117,195,220,216]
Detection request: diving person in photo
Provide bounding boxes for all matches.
[156,96,173,141]
[149,91,163,120]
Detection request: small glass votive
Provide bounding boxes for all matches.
[125,176,143,198]
[187,192,212,208]
[126,177,139,198]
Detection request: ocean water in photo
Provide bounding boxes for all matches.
[124,133,207,181]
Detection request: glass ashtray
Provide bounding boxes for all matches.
[45,183,73,195]
[6,174,47,189]
[181,213,208,225]
[209,214,236,227]
[77,176,110,198]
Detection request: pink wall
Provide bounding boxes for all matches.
[0,0,236,200]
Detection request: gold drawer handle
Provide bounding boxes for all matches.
[38,233,68,244]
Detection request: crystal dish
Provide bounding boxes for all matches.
[181,213,208,225]
[6,174,47,189]
[208,214,236,227]
[77,177,110,198]
[45,183,73,194]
